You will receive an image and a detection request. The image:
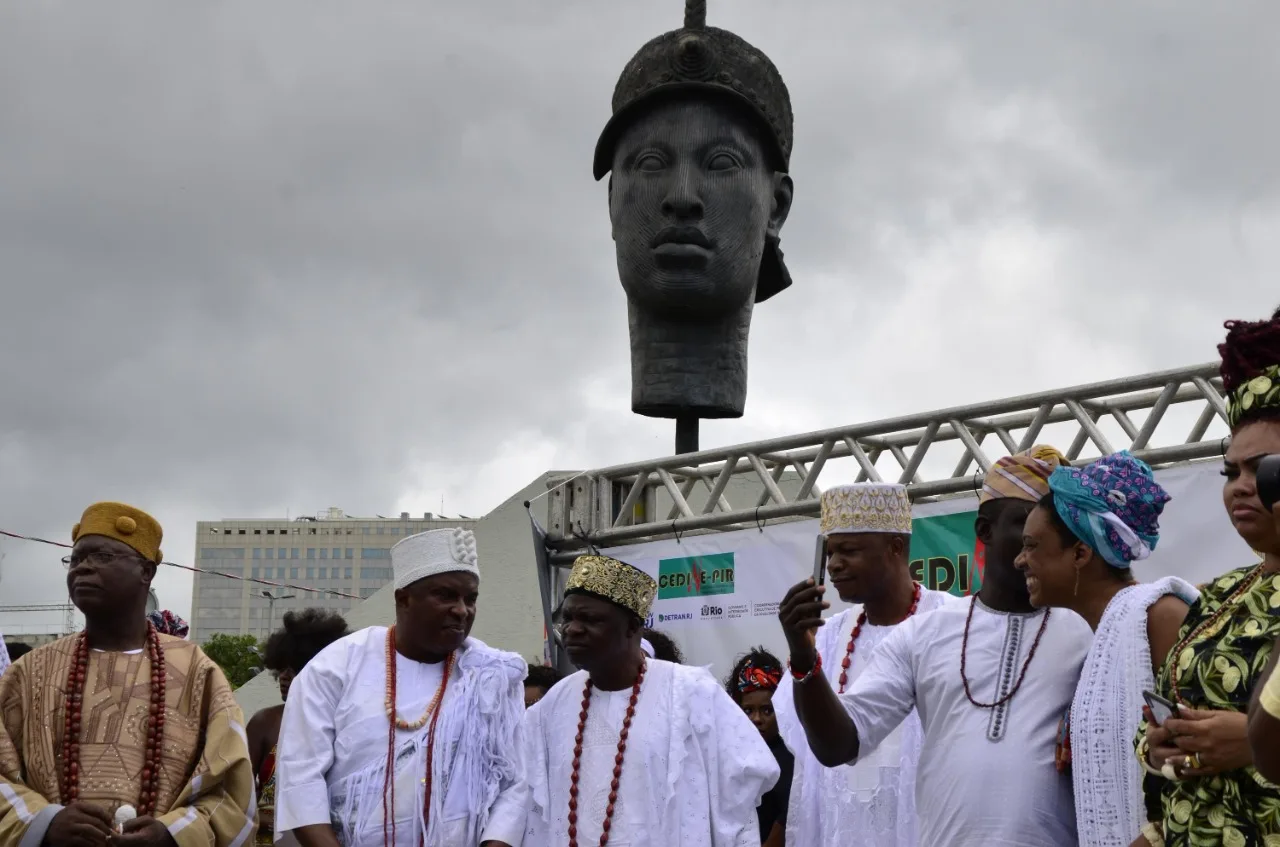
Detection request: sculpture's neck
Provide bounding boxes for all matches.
[628,302,752,419]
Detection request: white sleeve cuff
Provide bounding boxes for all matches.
[273,778,332,833]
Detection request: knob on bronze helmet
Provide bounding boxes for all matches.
[592,0,795,302]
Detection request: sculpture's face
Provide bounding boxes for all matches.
[609,96,790,320]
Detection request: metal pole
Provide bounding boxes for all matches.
[261,590,295,636]
[675,415,699,455]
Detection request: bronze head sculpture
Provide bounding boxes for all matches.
[594,0,794,452]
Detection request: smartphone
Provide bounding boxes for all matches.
[1143,690,1177,726]
[1258,454,1280,513]
[813,535,828,586]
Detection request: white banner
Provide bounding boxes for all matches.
[604,461,1256,681]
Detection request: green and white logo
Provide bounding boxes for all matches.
[657,552,736,600]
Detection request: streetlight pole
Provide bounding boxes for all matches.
[261,590,295,635]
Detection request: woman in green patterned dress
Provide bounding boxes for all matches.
[1133,307,1280,847]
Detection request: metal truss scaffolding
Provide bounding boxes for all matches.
[543,362,1229,562]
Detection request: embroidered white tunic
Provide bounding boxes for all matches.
[773,589,957,847]
[522,659,778,847]
[840,599,1093,847]
[1070,577,1199,847]
[274,627,530,846]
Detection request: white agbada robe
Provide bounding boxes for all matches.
[774,588,957,846]
[274,627,529,846]
[0,636,9,677]
[1070,577,1199,847]
[840,598,1093,847]
[522,658,779,847]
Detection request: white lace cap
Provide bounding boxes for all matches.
[391,527,480,589]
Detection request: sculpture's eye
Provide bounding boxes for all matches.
[635,152,666,172]
[707,152,741,171]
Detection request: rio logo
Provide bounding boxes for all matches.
[700,605,723,618]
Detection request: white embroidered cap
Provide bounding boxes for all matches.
[641,638,655,658]
[391,527,480,590]
[820,483,913,536]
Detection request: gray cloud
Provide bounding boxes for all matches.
[0,1,1275,626]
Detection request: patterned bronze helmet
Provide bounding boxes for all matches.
[593,0,794,302]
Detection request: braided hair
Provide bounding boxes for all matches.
[1218,305,1280,430]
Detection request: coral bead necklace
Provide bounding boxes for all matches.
[381,625,454,847]
[60,621,167,816]
[567,658,647,847]
[837,582,923,694]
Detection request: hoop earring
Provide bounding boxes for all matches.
[1073,567,1081,597]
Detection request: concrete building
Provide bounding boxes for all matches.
[191,508,475,643]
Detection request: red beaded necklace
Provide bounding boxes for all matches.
[959,596,1051,709]
[382,626,453,847]
[837,582,923,694]
[60,622,167,815]
[1167,563,1265,705]
[568,658,646,847]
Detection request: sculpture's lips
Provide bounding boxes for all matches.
[651,225,712,249]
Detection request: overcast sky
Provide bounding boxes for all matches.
[0,1,1275,627]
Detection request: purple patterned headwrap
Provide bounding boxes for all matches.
[1046,451,1170,568]
[148,609,189,638]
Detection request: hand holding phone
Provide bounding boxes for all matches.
[1144,690,1177,726]
[813,535,828,586]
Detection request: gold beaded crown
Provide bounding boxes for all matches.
[565,555,658,620]
[819,483,913,537]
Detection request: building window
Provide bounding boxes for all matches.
[377,526,385,535]
[266,549,274,560]
[320,549,328,559]
[291,548,299,560]
[332,548,340,559]
[306,567,315,578]
[274,567,284,578]
[345,567,353,579]
[253,549,261,559]
[345,549,354,559]
[268,529,275,535]
[224,529,231,535]
[360,548,391,559]
[251,567,260,578]
[306,548,316,560]
[201,549,219,560]
[290,568,299,579]
[362,527,370,535]
[391,528,400,536]
[238,529,246,535]
[254,529,261,535]
[318,567,327,579]
[279,548,287,559]
[309,528,317,535]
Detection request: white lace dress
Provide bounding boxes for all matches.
[1069,577,1199,847]
[773,589,955,847]
[522,659,779,847]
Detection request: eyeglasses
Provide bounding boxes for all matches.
[61,551,140,570]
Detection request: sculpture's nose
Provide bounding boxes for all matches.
[661,166,704,220]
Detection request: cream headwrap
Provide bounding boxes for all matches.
[978,445,1069,504]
